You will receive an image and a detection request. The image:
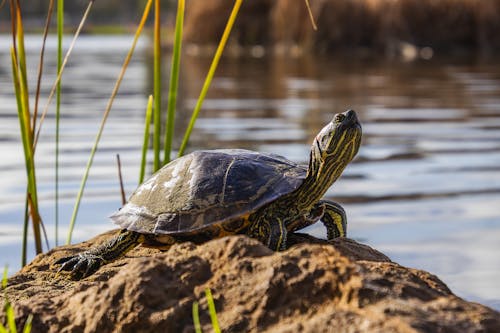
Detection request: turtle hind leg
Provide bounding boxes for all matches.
[55,229,144,280]
[249,217,288,251]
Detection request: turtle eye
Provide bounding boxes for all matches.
[334,113,345,123]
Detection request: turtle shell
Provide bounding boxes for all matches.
[110,149,307,235]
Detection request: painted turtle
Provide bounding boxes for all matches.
[56,110,362,279]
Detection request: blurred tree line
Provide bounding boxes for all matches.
[0,0,176,29]
[2,0,500,56]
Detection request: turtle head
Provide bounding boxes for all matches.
[308,110,362,184]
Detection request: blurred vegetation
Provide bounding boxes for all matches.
[183,0,500,57]
[3,0,499,56]
[0,0,174,29]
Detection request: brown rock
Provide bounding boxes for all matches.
[1,230,499,332]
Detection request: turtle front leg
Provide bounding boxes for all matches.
[55,229,144,280]
[249,218,288,251]
[318,199,347,239]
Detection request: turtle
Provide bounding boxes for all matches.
[56,109,362,280]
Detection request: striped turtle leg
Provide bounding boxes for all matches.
[55,229,145,280]
[319,200,347,239]
[249,217,288,251]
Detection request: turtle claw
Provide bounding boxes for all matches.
[55,253,105,280]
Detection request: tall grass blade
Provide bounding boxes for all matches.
[9,0,17,50]
[32,0,55,132]
[192,301,202,333]
[140,95,154,183]
[2,266,7,289]
[10,2,32,260]
[205,288,220,333]
[26,196,43,253]
[14,4,31,130]
[178,0,244,157]
[12,0,57,256]
[163,0,185,164]
[15,20,42,263]
[2,266,15,333]
[66,0,154,244]
[39,211,50,250]
[116,154,126,206]
[152,0,162,171]
[11,43,36,261]
[22,315,32,333]
[2,266,32,333]
[6,305,16,333]
[34,0,94,148]
[0,267,8,332]
[55,0,64,246]
[10,12,43,254]
[21,194,28,266]
[304,0,318,30]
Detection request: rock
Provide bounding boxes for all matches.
[1,230,499,332]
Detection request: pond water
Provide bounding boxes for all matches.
[0,35,499,310]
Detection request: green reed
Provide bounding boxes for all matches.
[1,267,32,333]
[10,1,43,257]
[145,0,243,167]
[66,0,153,244]
[34,1,94,146]
[9,0,96,252]
[191,288,221,333]
[11,0,95,259]
[139,95,154,184]
[163,0,185,164]
[178,0,244,157]
[54,0,64,246]
[192,301,202,333]
[205,288,221,332]
[152,0,162,172]
[33,0,58,252]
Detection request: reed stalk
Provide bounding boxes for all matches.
[1,266,33,333]
[55,0,64,246]
[14,6,30,123]
[66,0,153,244]
[22,317,33,333]
[304,0,317,30]
[178,0,244,157]
[32,0,54,132]
[10,1,43,255]
[116,154,126,206]
[205,288,221,333]
[139,95,154,184]
[192,301,202,333]
[152,0,162,171]
[21,194,29,266]
[163,0,185,164]
[34,0,94,147]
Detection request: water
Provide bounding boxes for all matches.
[0,35,499,310]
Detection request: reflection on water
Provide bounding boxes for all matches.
[0,35,499,310]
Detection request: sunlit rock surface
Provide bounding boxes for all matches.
[1,231,499,332]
